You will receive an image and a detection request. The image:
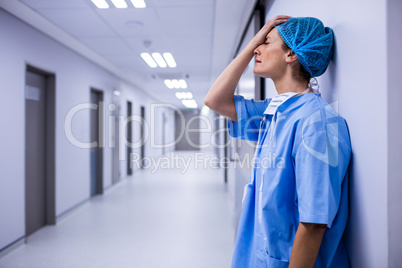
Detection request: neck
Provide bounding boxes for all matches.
[273,75,309,95]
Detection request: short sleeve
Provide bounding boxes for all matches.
[294,127,351,228]
[227,95,270,142]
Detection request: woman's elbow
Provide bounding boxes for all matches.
[204,97,214,110]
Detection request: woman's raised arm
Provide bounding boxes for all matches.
[204,15,291,122]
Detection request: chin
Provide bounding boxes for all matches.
[253,66,272,78]
[253,69,269,79]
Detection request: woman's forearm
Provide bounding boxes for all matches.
[204,43,256,122]
[204,15,291,122]
[289,222,326,268]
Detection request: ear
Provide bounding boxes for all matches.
[285,49,298,63]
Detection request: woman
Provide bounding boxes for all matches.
[205,16,351,267]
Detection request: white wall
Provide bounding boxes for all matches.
[199,107,216,154]
[117,94,175,179]
[225,12,259,239]
[387,0,402,267]
[0,8,173,251]
[264,0,388,266]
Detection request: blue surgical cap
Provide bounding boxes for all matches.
[275,17,334,78]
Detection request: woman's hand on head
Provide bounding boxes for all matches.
[250,15,291,48]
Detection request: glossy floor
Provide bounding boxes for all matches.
[0,151,234,268]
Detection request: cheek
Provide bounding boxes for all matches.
[265,52,286,68]
[260,48,282,63]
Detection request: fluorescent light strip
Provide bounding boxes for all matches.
[164,79,188,89]
[91,0,109,9]
[172,79,180,89]
[164,80,174,89]
[131,0,146,8]
[111,0,128,8]
[175,92,193,99]
[182,99,197,108]
[151,53,167,68]
[179,79,187,89]
[163,53,177,68]
[141,53,157,68]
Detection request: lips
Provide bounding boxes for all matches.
[255,59,261,63]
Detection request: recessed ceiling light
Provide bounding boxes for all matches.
[91,0,109,9]
[175,92,193,99]
[151,53,167,68]
[140,53,157,68]
[164,80,174,89]
[172,79,180,89]
[164,79,188,89]
[163,53,177,68]
[131,0,146,8]
[201,106,210,116]
[179,79,187,89]
[182,99,197,109]
[111,0,128,8]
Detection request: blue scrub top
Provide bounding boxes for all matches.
[228,93,351,268]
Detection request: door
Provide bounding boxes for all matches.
[90,89,104,196]
[112,98,120,183]
[140,106,145,169]
[162,112,166,155]
[25,71,47,236]
[127,101,133,175]
[175,109,200,151]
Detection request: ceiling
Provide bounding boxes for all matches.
[8,0,256,109]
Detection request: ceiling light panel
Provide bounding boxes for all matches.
[172,79,180,89]
[163,53,177,68]
[164,79,188,89]
[175,92,193,99]
[164,80,174,89]
[151,53,167,68]
[131,0,146,8]
[179,79,187,89]
[182,99,197,109]
[91,0,109,9]
[141,53,157,68]
[175,92,182,99]
[111,0,128,8]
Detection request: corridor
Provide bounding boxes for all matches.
[0,152,234,268]
[1,0,402,266]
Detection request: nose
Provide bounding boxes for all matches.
[254,46,261,55]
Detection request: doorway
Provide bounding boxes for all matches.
[127,101,133,175]
[25,65,56,237]
[90,89,104,197]
[140,106,145,169]
[174,109,201,151]
[162,112,166,155]
[112,95,120,184]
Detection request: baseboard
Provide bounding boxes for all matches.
[55,197,92,225]
[0,237,25,259]
[56,179,129,224]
